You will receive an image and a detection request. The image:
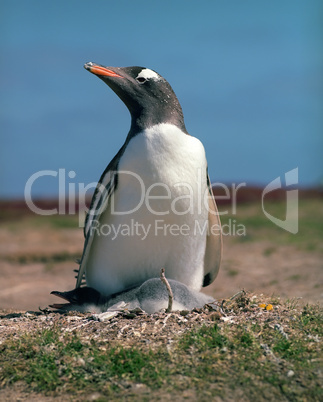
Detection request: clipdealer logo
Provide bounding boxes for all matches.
[24,168,299,235]
[262,168,298,234]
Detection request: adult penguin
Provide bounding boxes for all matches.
[75,63,222,298]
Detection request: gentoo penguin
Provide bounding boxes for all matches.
[76,62,222,297]
[51,279,215,314]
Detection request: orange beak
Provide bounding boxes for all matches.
[84,62,123,78]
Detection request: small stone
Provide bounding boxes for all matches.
[220,316,235,323]
[287,370,294,378]
[75,357,86,367]
[87,392,103,400]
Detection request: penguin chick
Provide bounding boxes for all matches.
[50,278,215,314]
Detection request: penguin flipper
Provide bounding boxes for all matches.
[76,175,116,288]
[83,145,126,238]
[76,147,127,288]
[202,174,222,287]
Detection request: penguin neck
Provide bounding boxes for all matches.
[128,104,188,136]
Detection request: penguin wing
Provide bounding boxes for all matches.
[76,145,126,288]
[202,174,222,287]
[83,145,126,237]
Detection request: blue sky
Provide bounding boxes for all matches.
[1,0,322,198]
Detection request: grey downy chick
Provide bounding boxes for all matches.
[50,278,215,314]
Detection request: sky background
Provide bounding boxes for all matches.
[1,0,322,198]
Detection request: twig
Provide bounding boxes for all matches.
[230,289,246,300]
[160,268,173,313]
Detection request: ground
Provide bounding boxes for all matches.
[0,198,322,400]
[0,199,322,310]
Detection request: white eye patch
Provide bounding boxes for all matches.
[137,68,160,81]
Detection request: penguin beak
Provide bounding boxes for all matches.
[50,287,102,308]
[49,290,73,309]
[84,62,123,78]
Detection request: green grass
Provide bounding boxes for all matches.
[1,303,321,400]
[178,324,228,351]
[219,198,323,252]
[45,215,81,229]
[4,214,81,232]
[9,251,81,265]
[5,251,81,265]
[1,327,165,395]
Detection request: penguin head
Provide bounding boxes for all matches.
[50,286,102,312]
[84,62,187,132]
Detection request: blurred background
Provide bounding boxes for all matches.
[0,0,322,310]
[1,0,322,198]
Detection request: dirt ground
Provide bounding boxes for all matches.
[0,209,322,311]
[0,202,322,401]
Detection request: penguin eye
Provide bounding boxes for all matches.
[136,76,147,84]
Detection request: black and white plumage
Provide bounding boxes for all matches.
[68,62,222,309]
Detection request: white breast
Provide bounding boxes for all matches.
[86,123,209,296]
